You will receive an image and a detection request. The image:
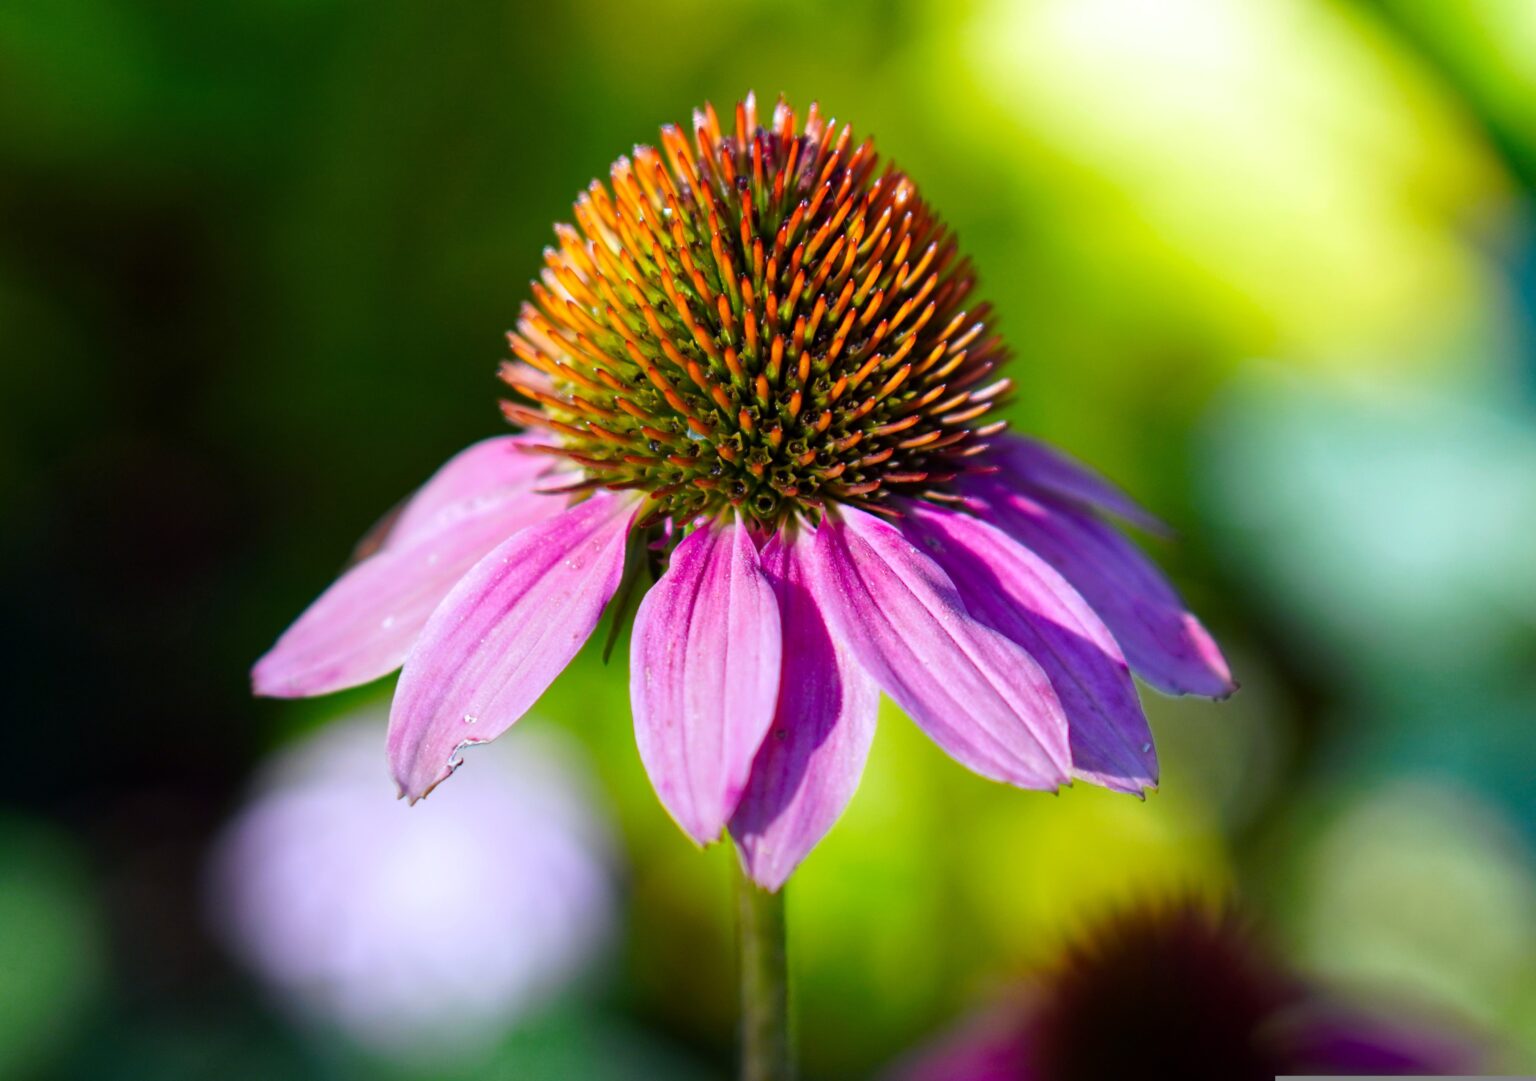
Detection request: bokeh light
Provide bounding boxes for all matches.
[208,714,617,1066]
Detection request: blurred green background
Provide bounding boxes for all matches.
[4,0,1536,1077]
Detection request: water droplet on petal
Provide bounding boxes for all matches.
[464,714,479,725]
[1141,742,1152,754]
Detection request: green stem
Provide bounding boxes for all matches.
[734,856,792,1081]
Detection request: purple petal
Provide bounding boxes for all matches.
[808,507,1071,789]
[903,504,1156,794]
[884,1005,1036,1081]
[387,493,638,800]
[631,517,782,845]
[730,526,879,890]
[252,469,565,699]
[1283,1006,1479,1075]
[969,479,1234,698]
[990,433,1168,534]
[387,434,557,546]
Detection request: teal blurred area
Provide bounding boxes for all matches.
[3,0,1536,1076]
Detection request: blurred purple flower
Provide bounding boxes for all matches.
[253,95,1232,890]
[208,714,615,1060]
[886,904,1479,1081]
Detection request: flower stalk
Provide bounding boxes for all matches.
[735,856,792,1081]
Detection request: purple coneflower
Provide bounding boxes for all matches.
[252,95,1232,890]
[886,903,1480,1081]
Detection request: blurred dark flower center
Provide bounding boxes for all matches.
[1029,908,1299,1081]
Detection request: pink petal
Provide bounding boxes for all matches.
[730,526,879,890]
[808,507,1071,790]
[969,479,1235,698]
[252,464,565,699]
[387,493,639,800]
[903,504,1155,794]
[991,433,1168,534]
[631,517,782,845]
[387,434,557,546]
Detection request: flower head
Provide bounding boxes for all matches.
[502,95,1002,526]
[252,95,1234,889]
[887,903,1480,1081]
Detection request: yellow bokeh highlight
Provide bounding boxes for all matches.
[937,0,1515,370]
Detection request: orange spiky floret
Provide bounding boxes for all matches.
[501,93,1011,526]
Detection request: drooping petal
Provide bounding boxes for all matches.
[808,507,1071,790]
[387,493,638,800]
[970,479,1235,698]
[631,517,782,845]
[903,503,1155,793]
[730,526,879,891]
[387,433,557,546]
[252,472,565,699]
[990,433,1167,534]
